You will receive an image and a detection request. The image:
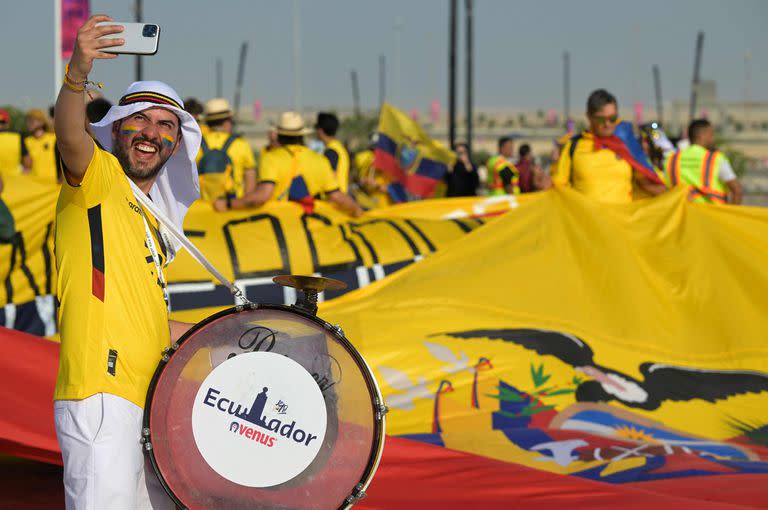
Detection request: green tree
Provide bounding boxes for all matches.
[339,113,378,152]
[0,105,28,134]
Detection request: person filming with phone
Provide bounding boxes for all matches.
[53,15,198,510]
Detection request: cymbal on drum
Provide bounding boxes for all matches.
[273,275,348,293]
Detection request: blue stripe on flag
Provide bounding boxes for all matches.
[377,133,398,155]
[416,158,448,180]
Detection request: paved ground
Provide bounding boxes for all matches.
[0,456,64,509]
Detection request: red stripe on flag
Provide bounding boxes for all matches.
[405,173,440,198]
[373,148,406,182]
[91,269,104,301]
[374,149,440,198]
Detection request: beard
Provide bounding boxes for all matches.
[112,134,173,182]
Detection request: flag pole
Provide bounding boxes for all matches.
[135,0,143,82]
[54,0,62,101]
[448,0,457,149]
[465,0,474,155]
[653,65,663,124]
[233,41,248,124]
[689,31,704,124]
[350,69,361,117]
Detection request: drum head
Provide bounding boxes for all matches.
[145,305,385,510]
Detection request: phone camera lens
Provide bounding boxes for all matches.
[142,24,158,37]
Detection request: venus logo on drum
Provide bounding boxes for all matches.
[191,351,328,487]
[228,421,278,447]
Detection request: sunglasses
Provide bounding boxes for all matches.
[591,114,618,125]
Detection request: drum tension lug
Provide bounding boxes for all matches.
[332,324,345,336]
[376,403,389,420]
[345,483,366,505]
[140,429,153,451]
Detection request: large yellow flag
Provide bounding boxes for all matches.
[322,187,768,482]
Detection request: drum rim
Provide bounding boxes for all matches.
[143,303,387,510]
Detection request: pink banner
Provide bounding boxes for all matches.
[253,100,262,122]
[634,101,644,124]
[430,100,440,124]
[61,0,90,60]
[546,108,557,126]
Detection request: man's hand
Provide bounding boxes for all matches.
[213,198,228,212]
[67,15,124,81]
[533,166,552,190]
[55,15,124,183]
[635,173,667,197]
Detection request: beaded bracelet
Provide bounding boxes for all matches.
[63,64,104,98]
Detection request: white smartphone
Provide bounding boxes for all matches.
[96,22,160,55]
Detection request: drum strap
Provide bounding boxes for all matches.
[138,208,170,311]
[127,177,251,305]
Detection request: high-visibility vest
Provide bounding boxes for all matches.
[486,155,519,195]
[665,145,728,204]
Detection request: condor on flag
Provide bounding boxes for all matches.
[374,103,456,201]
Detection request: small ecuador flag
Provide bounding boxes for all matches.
[374,103,456,200]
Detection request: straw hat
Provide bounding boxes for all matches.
[26,108,52,131]
[276,111,311,136]
[205,98,233,122]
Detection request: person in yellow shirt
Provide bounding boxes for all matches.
[315,112,350,192]
[53,15,202,509]
[197,98,256,205]
[24,109,58,183]
[354,147,392,209]
[0,108,32,178]
[542,89,665,204]
[215,111,362,217]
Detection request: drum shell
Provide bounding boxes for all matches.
[143,304,386,510]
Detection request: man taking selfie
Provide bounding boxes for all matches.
[53,15,199,509]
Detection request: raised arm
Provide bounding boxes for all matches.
[54,15,123,184]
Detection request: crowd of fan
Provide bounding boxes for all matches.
[0,87,742,215]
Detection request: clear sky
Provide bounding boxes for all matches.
[0,0,766,114]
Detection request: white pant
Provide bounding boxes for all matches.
[54,393,174,510]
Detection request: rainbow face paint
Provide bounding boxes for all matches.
[160,133,175,149]
[120,123,141,137]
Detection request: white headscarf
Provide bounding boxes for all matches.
[90,81,201,253]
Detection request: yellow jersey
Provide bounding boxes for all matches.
[324,139,350,193]
[196,130,256,201]
[259,144,340,201]
[54,145,170,408]
[551,133,634,204]
[0,130,27,178]
[25,132,58,183]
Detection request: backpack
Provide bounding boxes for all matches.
[198,135,237,177]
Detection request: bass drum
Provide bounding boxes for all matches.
[143,304,386,510]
